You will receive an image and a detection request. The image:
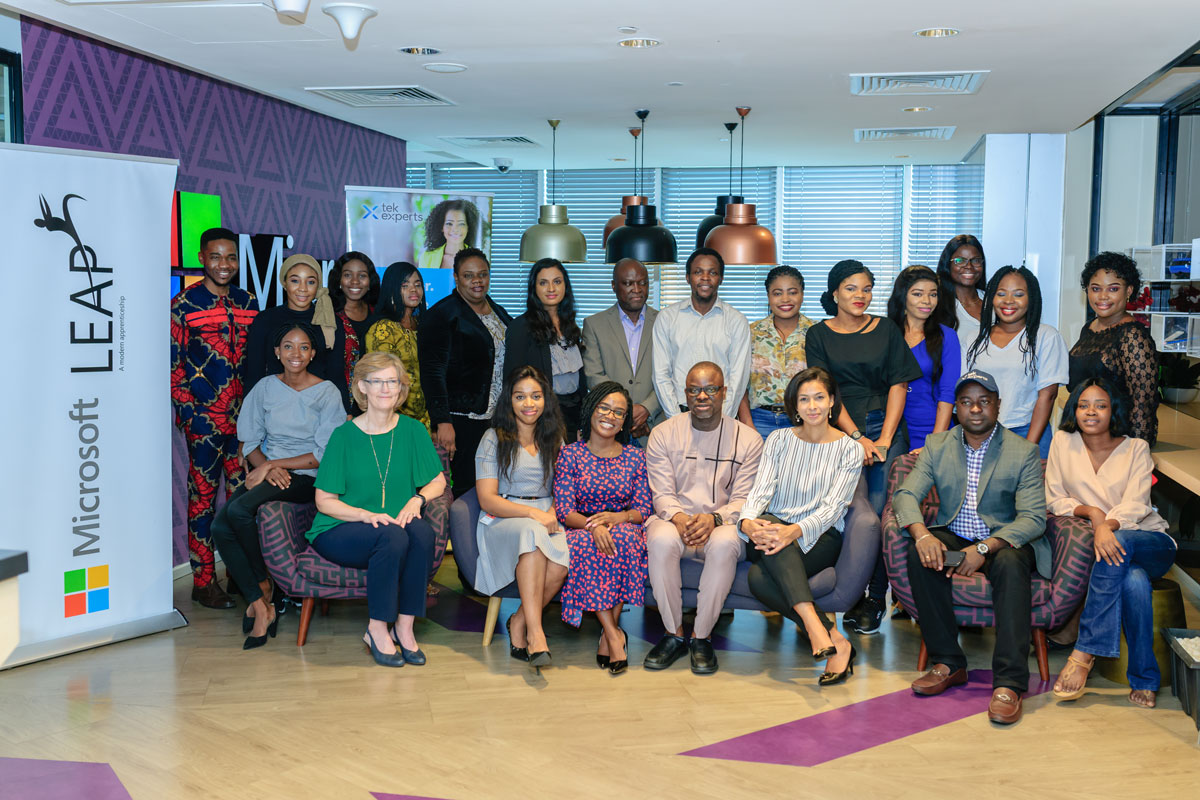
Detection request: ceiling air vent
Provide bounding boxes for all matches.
[850,71,988,96]
[854,126,957,143]
[440,135,539,148]
[305,85,454,108]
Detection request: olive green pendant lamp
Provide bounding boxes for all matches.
[520,119,587,263]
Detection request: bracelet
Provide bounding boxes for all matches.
[916,533,931,544]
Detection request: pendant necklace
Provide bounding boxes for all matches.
[367,419,396,508]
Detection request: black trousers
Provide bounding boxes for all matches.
[211,474,316,604]
[447,415,492,498]
[746,515,842,633]
[311,519,435,621]
[906,526,1035,691]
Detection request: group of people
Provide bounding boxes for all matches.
[170,227,1175,722]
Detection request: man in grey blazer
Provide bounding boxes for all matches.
[582,258,662,439]
[893,369,1049,725]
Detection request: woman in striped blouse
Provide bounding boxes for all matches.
[738,366,864,686]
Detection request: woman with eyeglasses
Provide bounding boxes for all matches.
[305,351,447,667]
[554,381,654,674]
[935,234,988,367]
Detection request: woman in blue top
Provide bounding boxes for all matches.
[887,265,960,451]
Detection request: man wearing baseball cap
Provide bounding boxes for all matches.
[892,369,1050,724]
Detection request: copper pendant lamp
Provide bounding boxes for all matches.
[603,123,649,246]
[520,119,587,262]
[606,109,676,264]
[696,121,743,248]
[704,106,777,265]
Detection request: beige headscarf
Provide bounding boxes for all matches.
[281,253,336,349]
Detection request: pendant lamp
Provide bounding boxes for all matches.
[704,106,777,265]
[606,109,677,264]
[520,119,587,263]
[602,126,648,246]
[695,121,744,248]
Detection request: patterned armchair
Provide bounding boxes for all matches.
[881,451,1095,681]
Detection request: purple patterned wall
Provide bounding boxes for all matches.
[19,17,406,260]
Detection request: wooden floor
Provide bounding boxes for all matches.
[2,559,1199,800]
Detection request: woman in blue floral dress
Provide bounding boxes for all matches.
[554,381,653,675]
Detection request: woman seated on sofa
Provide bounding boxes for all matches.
[738,366,863,686]
[305,351,447,668]
[211,322,344,650]
[474,365,568,670]
[1048,378,1177,708]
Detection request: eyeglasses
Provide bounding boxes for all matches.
[684,386,724,398]
[951,256,985,268]
[595,404,627,419]
[364,378,401,389]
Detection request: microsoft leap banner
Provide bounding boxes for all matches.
[0,143,184,669]
[345,185,494,305]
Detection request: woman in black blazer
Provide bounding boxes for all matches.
[504,258,586,441]
[417,248,514,496]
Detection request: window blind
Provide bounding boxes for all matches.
[780,166,904,319]
[904,164,985,271]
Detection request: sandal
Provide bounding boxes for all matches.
[1129,689,1157,708]
[1052,654,1094,701]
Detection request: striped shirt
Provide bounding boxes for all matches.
[738,431,863,553]
[948,425,997,541]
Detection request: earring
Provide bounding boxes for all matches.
[795,415,802,424]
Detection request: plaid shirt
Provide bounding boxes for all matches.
[948,425,997,541]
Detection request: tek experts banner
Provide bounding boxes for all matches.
[0,143,185,669]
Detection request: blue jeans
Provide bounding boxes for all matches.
[1008,422,1053,459]
[862,409,905,600]
[1075,529,1177,691]
[750,406,792,439]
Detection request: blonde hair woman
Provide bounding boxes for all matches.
[305,352,447,667]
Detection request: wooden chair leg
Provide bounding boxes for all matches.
[1032,628,1050,682]
[482,596,502,646]
[917,639,929,672]
[297,597,315,646]
[319,599,330,617]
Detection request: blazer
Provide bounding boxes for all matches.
[892,424,1051,578]
[418,290,513,426]
[502,313,587,410]
[581,303,662,426]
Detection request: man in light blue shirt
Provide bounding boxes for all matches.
[652,248,751,419]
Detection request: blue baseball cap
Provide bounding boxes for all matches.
[955,369,999,395]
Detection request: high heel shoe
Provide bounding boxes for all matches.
[363,630,405,667]
[528,650,552,669]
[243,610,279,650]
[596,633,609,669]
[506,613,529,662]
[242,610,254,634]
[608,628,629,675]
[812,645,836,659]
[390,627,426,665]
[817,644,857,686]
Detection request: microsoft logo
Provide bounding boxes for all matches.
[64,565,109,618]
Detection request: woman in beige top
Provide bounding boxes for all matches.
[1046,378,1175,708]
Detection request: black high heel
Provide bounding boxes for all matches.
[812,645,836,659]
[608,628,629,675]
[390,627,426,665]
[243,609,278,650]
[506,613,529,662]
[596,633,610,668]
[528,650,552,669]
[242,611,254,634]
[818,644,857,686]
[363,630,405,667]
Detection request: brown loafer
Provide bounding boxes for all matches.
[191,580,236,609]
[911,664,969,696]
[987,687,1023,724]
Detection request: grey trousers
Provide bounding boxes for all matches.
[646,518,744,638]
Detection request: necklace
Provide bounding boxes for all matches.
[366,421,396,508]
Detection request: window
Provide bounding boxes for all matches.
[0,48,22,144]
[904,164,985,269]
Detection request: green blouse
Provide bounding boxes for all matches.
[305,416,443,542]
[365,318,432,433]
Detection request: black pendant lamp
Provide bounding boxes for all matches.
[520,119,587,262]
[602,126,648,246]
[696,121,744,249]
[605,109,677,265]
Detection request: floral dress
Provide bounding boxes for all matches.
[365,318,432,433]
[554,441,654,626]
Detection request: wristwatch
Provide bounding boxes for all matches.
[975,541,990,556]
[412,494,428,515]
[712,512,724,527]
[850,430,864,441]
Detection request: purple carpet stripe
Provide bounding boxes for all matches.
[421,582,491,633]
[0,758,132,800]
[682,670,1053,766]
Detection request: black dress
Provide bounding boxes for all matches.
[1068,320,1159,445]
[243,305,341,396]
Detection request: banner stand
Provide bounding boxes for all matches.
[2,610,187,670]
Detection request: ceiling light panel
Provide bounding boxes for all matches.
[440,135,538,148]
[851,71,988,96]
[306,85,455,107]
[855,126,956,142]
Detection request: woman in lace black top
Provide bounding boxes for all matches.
[1068,252,1159,445]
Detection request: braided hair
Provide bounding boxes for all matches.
[966,265,1043,377]
[579,381,634,444]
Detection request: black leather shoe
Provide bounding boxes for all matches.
[689,636,719,675]
[818,644,857,686]
[363,631,405,667]
[243,611,278,650]
[506,614,529,662]
[607,628,629,675]
[391,628,427,665]
[242,611,254,634]
[192,581,236,609]
[528,650,552,669]
[643,634,689,671]
[596,634,610,668]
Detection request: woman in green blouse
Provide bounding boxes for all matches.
[307,351,447,668]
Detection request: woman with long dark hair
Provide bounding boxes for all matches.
[417,199,481,270]
[935,234,988,363]
[742,265,816,438]
[887,265,961,451]
[328,251,381,413]
[503,258,586,440]
[366,262,430,432]
[474,366,568,670]
[965,266,1068,458]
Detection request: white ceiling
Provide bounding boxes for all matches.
[6,0,1200,168]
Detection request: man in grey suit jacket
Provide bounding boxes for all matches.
[582,259,662,438]
[893,369,1048,725]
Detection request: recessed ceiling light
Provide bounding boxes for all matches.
[399,46,441,55]
[618,37,662,48]
[719,137,729,142]
[903,106,932,112]
[913,27,959,38]
[611,157,628,162]
[617,25,638,35]
[423,62,468,74]
[666,81,684,87]
[894,154,911,158]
